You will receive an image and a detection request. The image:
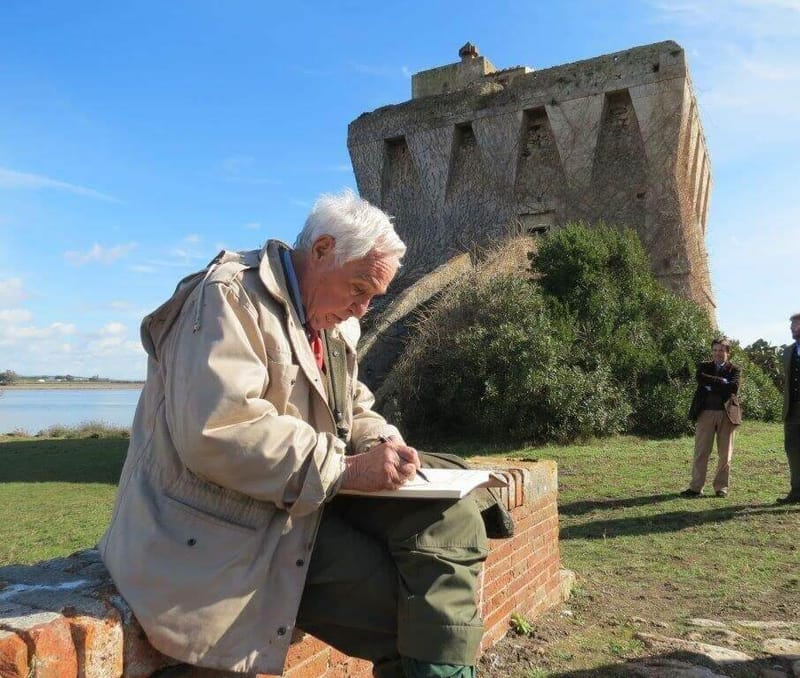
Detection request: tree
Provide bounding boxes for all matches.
[743,339,784,392]
[0,370,18,385]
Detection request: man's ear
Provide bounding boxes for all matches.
[311,235,336,261]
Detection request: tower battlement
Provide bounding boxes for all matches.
[348,40,715,316]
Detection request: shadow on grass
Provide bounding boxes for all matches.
[560,503,800,540]
[536,651,790,677]
[0,437,127,484]
[560,493,683,516]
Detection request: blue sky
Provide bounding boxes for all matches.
[1,1,798,380]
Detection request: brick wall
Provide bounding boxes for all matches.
[0,461,567,678]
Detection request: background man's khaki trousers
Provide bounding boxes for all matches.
[690,409,737,494]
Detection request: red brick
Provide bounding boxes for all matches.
[511,469,525,508]
[482,568,514,603]
[0,610,77,678]
[117,614,172,678]
[284,633,329,667]
[67,613,123,678]
[0,629,29,678]
[284,649,331,678]
[485,539,515,567]
[329,653,372,678]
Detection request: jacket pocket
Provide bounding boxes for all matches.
[265,361,299,415]
[162,494,259,535]
[166,467,276,532]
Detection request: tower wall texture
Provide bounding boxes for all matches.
[348,40,715,316]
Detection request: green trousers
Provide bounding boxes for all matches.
[296,455,489,678]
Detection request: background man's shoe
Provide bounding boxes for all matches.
[775,494,800,505]
[680,489,702,498]
[715,490,727,498]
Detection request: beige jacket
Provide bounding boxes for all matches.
[99,241,401,674]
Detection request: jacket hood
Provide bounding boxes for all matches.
[140,249,259,361]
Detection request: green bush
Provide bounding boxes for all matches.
[631,379,695,438]
[35,421,130,439]
[384,273,630,442]
[743,339,786,393]
[384,224,781,444]
[729,345,783,422]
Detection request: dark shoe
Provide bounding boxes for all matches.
[715,490,727,498]
[775,494,800,505]
[680,489,702,498]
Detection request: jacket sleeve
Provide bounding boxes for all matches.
[348,377,404,454]
[696,363,725,385]
[163,279,346,517]
[726,365,741,397]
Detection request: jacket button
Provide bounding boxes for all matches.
[296,559,304,567]
[187,538,197,547]
[332,349,340,357]
[277,627,287,636]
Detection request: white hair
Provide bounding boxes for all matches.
[294,189,406,266]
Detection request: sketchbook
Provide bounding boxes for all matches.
[339,467,508,500]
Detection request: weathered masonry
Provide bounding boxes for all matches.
[348,41,715,316]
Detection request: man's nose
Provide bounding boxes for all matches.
[350,298,371,318]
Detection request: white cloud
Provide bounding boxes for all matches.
[98,322,127,336]
[65,242,137,266]
[0,278,26,305]
[170,247,206,261]
[85,334,143,357]
[0,315,146,379]
[0,166,120,203]
[244,221,261,230]
[183,234,201,244]
[0,322,76,344]
[129,264,156,274]
[0,309,33,323]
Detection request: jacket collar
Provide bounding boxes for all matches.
[258,240,330,405]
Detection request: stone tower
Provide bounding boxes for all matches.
[347,40,715,316]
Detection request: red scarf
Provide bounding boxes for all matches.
[308,330,325,371]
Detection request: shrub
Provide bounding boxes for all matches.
[743,339,786,393]
[35,421,130,439]
[728,345,782,422]
[631,379,695,438]
[532,224,715,436]
[384,270,630,443]
[383,224,779,444]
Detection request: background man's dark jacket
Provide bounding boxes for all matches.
[688,361,742,425]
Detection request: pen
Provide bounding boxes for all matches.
[378,435,429,482]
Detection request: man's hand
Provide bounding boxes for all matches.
[340,438,422,492]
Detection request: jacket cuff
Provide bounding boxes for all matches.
[352,425,404,454]
[292,433,347,515]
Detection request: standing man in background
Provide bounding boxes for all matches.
[683,338,742,498]
[777,313,800,505]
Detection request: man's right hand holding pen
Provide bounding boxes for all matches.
[340,435,427,492]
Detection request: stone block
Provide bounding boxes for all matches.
[0,604,78,678]
[0,629,29,678]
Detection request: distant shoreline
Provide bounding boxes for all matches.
[1,382,144,390]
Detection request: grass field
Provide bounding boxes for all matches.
[1,422,798,675]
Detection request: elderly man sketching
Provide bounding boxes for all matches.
[100,191,505,678]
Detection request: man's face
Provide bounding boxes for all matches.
[302,237,398,332]
[791,318,800,342]
[711,343,729,364]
